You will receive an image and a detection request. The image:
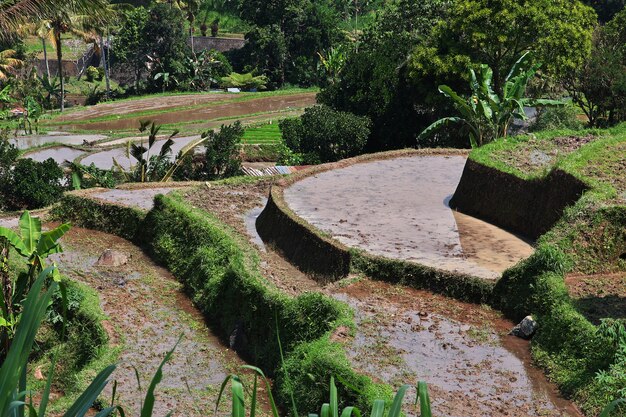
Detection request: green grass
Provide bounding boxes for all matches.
[242,122,282,144]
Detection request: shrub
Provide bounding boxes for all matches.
[4,158,64,209]
[530,104,584,132]
[279,105,371,164]
[85,66,101,82]
[202,121,244,179]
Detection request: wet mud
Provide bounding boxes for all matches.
[331,279,582,417]
[49,226,250,416]
[283,155,534,280]
[57,93,316,131]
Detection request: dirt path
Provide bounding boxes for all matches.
[283,155,534,280]
[56,93,316,131]
[329,279,582,417]
[50,226,253,416]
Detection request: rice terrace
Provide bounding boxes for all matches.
[0,0,625,416]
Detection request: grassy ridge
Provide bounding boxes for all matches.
[52,190,391,415]
[472,125,626,415]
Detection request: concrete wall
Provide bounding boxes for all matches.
[191,36,246,52]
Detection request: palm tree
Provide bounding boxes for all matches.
[0,49,22,81]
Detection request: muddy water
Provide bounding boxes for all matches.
[58,93,316,131]
[49,226,245,416]
[332,279,581,417]
[10,133,106,150]
[80,135,200,170]
[22,146,85,164]
[283,155,534,280]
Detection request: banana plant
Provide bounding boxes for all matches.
[418,52,563,147]
[0,211,70,353]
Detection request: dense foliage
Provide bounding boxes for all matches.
[0,136,64,210]
[279,105,370,164]
[202,121,243,179]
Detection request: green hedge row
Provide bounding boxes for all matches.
[51,192,145,242]
[54,192,389,415]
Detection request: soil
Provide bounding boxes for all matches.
[581,142,626,202]
[22,146,86,164]
[183,181,321,295]
[565,272,626,324]
[329,278,583,417]
[283,155,534,280]
[48,225,264,416]
[56,93,316,131]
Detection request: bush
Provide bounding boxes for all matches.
[530,104,585,132]
[85,66,101,82]
[279,105,371,164]
[0,157,64,210]
[202,121,244,179]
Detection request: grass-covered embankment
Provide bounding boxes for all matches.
[52,189,391,415]
[458,124,626,415]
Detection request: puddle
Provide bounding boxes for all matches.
[332,279,582,417]
[81,136,200,170]
[244,198,267,251]
[48,226,244,416]
[90,187,181,210]
[22,146,85,164]
[283,155,534,280]
[58,94,316,131]
[10,133,106,150]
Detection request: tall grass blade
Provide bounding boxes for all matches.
[241,365,280,417]
[330,377,338,417]
[387,385,409,417]
[320,403,330,417]
[369,400,385,417]
[62,365,116,417]
[416,381,431,417]
[231,376,245,417]
[340,406,361,417]
[140,334,182,417]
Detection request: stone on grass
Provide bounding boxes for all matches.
[510,315,538,339]
[95,249,129,267]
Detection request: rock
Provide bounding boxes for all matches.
[510,315,538,339]
[229,321,248,353]
[95,249,129,267]
[34,366,44,380]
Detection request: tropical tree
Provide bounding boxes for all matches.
[418,53,562,147]
[0,49,21,81]
[317,45,347,85]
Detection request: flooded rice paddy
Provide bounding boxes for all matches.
[56,93,316,131]
[331,279,581,417]
[11,133,106,149]
[284,155,534,279]
[80,136,200,170]
[23,146,86,164]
